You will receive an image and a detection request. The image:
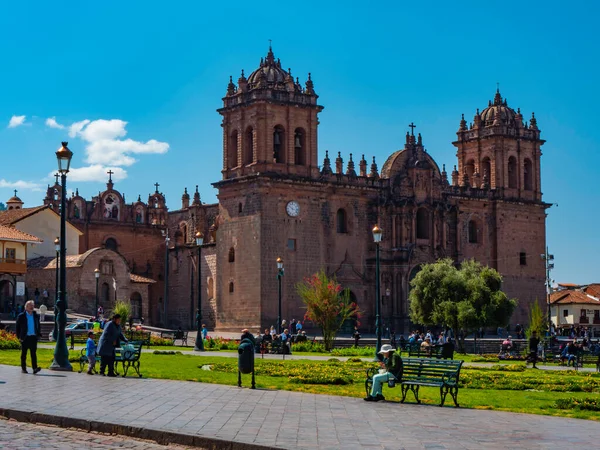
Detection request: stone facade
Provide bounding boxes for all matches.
[211,47,549,332]
[26,248,152,319]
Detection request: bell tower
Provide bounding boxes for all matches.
[217,46,324,180]
[453,89,544,202]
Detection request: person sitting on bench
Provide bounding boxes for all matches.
[365,344,402,402]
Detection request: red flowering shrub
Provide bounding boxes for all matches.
[296,270,361,351]
[0,330,21,350]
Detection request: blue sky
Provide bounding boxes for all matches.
[0,1,598,284]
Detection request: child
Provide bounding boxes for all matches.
[86,331,97,375]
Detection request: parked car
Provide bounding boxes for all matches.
[48,320,95,341]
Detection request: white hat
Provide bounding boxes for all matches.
[378,344,394,354]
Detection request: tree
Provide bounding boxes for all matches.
[296,270,360,351]
[526,300,546,338]
[0,202,6,211]
[409,259,517,352]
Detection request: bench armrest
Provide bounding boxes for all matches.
[441,370,459,385]
[366,367,378,380]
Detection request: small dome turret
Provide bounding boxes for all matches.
[247,46,289,90]
[6,190,23,210]
[479,89,517,127]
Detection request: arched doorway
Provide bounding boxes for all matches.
[101,282,110,306]
[130,292,142,319]
[0,279,14,313]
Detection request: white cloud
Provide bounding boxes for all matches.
[51,165,128,183]
[8,115,26,128]
[45,117,65,129]
[66,118,169,167]
[68,119,90,137]
[0,179,43,191]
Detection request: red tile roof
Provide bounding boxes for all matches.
[0,205,48,226]
[550,289,600,305]
[130,273,156,284]
[0,225,42,243]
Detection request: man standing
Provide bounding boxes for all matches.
[529,330,540,369]
[97,314,127,377]
[16,300,41,374]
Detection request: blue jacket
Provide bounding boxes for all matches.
[97,320,126,356]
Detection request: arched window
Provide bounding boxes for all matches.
[229,281,234,293]
[508,156,517,188]
[416,208,429,239]
[243,127,254,165]
[238,203,243,214]
[465,159,475,186]
[468,220,478,244]
[105,238,118,251]
[228,247,235,263]
[180,223,188,244]
[101,282,110,304]
[524,158,533,191]
[481,157,491,186]
[228,130,238,169]
[294,128,305,165]
[336,208,348,234]
[273,125,285,163]
[207,277,214,299]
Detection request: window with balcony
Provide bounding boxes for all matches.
[5,248,16,263]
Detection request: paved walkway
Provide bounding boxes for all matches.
[0,365,598,449]
[0,419,198,449]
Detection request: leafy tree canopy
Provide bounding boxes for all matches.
[409,259,517,338]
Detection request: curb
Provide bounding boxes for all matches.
[0,407,281,450]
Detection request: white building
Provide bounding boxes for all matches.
[549,283,600,337]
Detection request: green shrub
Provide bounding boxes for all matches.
[331,346,376,356]
[554,397,600,411]
[292,341,326,353]
[149,335,174,346]
[110,300,132,326]
[0,330,20,350]
[205,337,238,350]
[490,364,526,372]
[153,350,183,355]
[346,357,363,363]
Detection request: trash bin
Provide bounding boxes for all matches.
[238,337,255,388]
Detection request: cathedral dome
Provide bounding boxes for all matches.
[247,47,289,89]
[479,89,517,126]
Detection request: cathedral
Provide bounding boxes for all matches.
[10,47,549,332]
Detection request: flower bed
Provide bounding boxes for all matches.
[0,330,20,350]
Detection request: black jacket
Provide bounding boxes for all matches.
[15,311,41,341]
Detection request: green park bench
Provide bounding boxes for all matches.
[365,357,463,407]
[114,341,144,377]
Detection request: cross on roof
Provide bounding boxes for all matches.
[107,169,114,182]
[408,122,416,136]
[154,182,160,193]
[269,39,272,48]
[54,173,59,184]
[13,189,17,197]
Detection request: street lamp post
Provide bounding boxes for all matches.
[277,257,284,333]
[194,231,204,351]
[50,142,73,371]
[541,248,554,335]
[372,225,383,360]
[155,225,170,327]
[94,268,100,319]
[53,237,59,341]
[385,287,391,338]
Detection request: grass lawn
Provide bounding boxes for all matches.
[3,349,598,420]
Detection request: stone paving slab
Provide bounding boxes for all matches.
[0,365,599,449]
[0,418,201,449]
